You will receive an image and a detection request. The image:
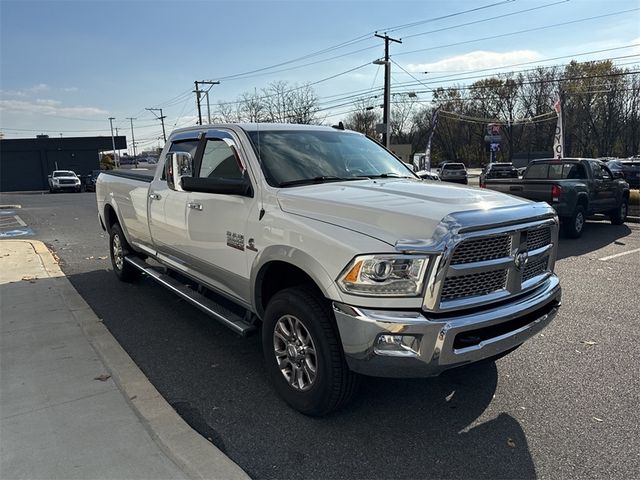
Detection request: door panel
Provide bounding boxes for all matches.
[183,134,259,303]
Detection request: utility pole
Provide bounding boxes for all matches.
[108,117,118,168]
[126,117,137,166]
[374,33,402,149]
[194,80,220,125]
[194,81,202,125]
[146,107,167,142]
[205,91,211,124]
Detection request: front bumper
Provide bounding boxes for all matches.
[333,275,561,377]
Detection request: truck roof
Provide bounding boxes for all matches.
[171,123,362,136]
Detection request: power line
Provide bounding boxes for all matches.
[395,8,640,57]
[402,0,569,40]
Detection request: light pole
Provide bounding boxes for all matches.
[126,117,137,167]
[108,117,118,168]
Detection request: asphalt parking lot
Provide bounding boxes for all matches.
[1,190,639,479]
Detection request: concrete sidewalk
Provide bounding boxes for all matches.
[0,240,249,480]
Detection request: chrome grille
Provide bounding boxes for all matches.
[523,257,548,282]
[58,179,76,185]
[450,235,511,265]
[441,270,507,301]
[527,227,551,252]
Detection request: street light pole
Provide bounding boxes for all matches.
[126,117,137,166]
[108,117,118,168]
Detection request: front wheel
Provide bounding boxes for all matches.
[109,223,141,282]
[609,200,628,225]
[563,205,585,238]
[262,287,359,416]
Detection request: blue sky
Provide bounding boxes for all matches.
[1,0,639,150]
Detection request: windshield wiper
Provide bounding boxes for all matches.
[278,176,369,188]
[367,172,414,179]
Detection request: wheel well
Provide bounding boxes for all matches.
[577,194,588,210]
[103,204,118,233]
[255,261,324,318]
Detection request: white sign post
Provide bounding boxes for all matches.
[553,99,563,159]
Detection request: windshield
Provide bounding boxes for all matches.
[247,129,415,187]
[443,163,465,170]
[53,171,75,177]
[525,162,586,180]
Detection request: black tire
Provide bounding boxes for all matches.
[262,286,359,416]
[563,205,586,238]
[609,199,628,225]
[109,223,141,282]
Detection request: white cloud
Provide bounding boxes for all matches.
[407,50,543,73]
[63,87,79,93]
[0,98,107,117]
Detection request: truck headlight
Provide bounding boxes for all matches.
[337,254,430,296]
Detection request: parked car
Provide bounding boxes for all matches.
[479,162,519,187]
[483,158,629,238]
[598,158,626,181]
[621,159,640,188]
[97,123,561,415]
[84,170,102,192]
[415,169,440,181]
[48,170,81,193]
[438,162,468,184]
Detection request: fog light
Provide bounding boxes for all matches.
[374,334,420,357]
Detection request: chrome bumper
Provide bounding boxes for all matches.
[333,275,561,378]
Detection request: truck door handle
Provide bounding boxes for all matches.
[149,192,161,200]
[187,202,203,211]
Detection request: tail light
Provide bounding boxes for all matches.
[551,184,562,202]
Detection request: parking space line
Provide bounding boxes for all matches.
[599,247,640,261]
[14,215,26,227]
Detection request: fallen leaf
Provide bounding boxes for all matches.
[507,438,516,448]
[129,395,137,400]
[593,417,604,422]
[519,406,526,410]
[94,373,111,382]
[97,256,107,260]
[580,340,597,346]
[445,391,455,402]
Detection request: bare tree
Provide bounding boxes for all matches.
[344,99,381,138]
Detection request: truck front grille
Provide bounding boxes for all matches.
[432,222,556,310]
[523,257,548,282]
[58,179,76,185]
[450,235,511,265]
[441,269,507,301]
[527,227,551,252]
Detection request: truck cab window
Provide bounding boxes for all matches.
[199,139,243,180]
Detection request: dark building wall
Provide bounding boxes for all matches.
[0,136,126,192]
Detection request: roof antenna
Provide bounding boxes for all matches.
[331,121,345,130]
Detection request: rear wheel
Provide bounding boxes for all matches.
[109,223,141,282]
[563,205,585,238]
[262,286,359,416]
[609,200,628,225]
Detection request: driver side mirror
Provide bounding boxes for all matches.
[166,152,193,191]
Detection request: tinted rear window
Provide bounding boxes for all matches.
[525,162,586,180]
[443,163,465,170]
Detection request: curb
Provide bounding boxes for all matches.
[26,240,250,480]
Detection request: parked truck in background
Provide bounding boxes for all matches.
[483,158,629,238]
[96,123,562,415]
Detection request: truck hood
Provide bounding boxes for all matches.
[277,179,530,245]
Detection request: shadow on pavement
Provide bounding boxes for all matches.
[557,221,632,260]
[67,268,536,480]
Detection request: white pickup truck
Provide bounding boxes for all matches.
[96,123,562,415]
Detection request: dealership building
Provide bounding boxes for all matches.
[0,135,126,192]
